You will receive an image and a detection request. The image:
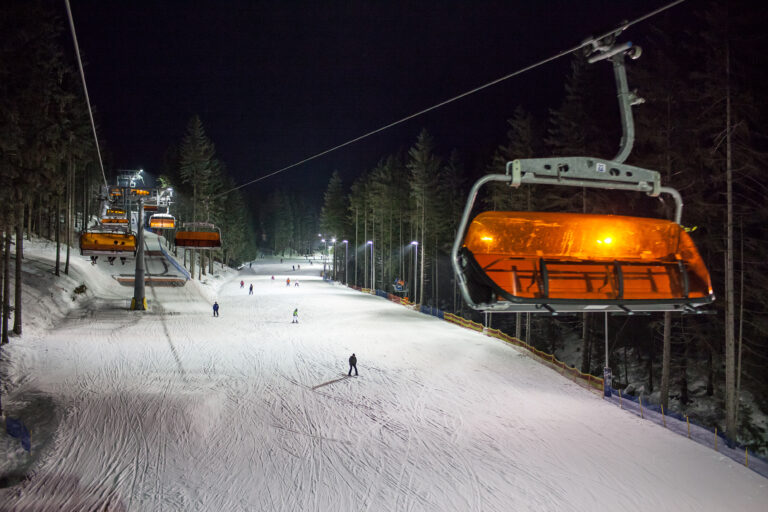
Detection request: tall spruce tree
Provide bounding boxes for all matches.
[408,129,441,305]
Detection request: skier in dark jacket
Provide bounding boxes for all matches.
[213,301,219,317]
[348,353,358,376]
[249,283,253,295]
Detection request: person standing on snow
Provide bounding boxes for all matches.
[249,283,253,295]
[213,301,219,317]
[286,278,290,287]
[348,353,358,376]
[240,280,244,288]
[292,308,298,323]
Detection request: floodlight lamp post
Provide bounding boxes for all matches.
[411,241,419,304]
[321,238,327,276]
[342,240,348,285]
[331,238,336,279]
[367,240,374,291]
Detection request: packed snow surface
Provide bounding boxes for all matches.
[1,240,766,511]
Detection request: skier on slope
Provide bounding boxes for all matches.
[292,308,298,323]
[348,354,358,376]
[286,278,290,287]
[213,301,219,317]
[249,283,253,295]
[240,280,244,288]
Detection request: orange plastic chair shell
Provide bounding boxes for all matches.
[149,216,176,229]
[175,231,221,248]
[79,232,137,254]
[463,211,713,302]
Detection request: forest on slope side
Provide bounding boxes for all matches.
[312,3,768,453]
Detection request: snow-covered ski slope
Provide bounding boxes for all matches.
[1,253,766,511]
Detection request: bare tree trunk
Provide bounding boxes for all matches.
[707,345,714,397]
[724,42,737,441]
[13,201,24,335]
[647,331,654,393]
[580,315,592,374]
[419,202,425,304]
[37,194,42,237]
[660,311,672,410]
[363,210,368,288]
[26,199,32,241]
[433,232,438,306]
[680,318,690,405]
[55,196,61,276]
[0,232,3,326]
[736,218,744,425]
[2,231,11,344]
[65,159,72,275]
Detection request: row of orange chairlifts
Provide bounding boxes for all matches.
[80,33,714,315]
[79,186,221,264]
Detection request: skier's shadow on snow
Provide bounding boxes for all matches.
[311,376,350,390]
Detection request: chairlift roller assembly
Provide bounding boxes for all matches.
[451,32,714,315]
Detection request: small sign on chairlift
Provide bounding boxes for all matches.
[596,162,607,173]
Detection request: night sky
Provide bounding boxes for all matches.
[67,0,675,198]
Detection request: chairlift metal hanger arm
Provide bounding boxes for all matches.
[507,158,684,224]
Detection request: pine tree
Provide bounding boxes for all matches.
[320,170,348,239]
[408,129,441,305]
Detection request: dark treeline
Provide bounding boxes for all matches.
[1,2,106,344]
[312,2,768,452]
[0,0,258,343]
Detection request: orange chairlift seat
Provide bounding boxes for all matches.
[149,213,176,229]
[458,210,713,313]
[100,217,129,226]
[79,231,137,257]
[452,32,714,314]
[175,222,221,249]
